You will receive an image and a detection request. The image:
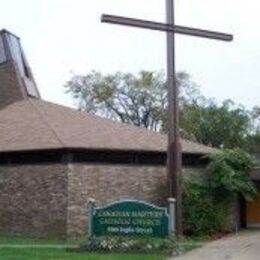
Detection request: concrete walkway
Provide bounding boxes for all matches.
[171,230,260,260]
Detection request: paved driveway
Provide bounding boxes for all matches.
[172,230,260,260]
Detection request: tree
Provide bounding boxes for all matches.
[65,70,199,132]
[181,100,252,149]
[251,106,260,129]
[65,70,258,150]
[207,148,256,201]
[235,106,260,153]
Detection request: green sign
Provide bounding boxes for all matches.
[91,200,169,238]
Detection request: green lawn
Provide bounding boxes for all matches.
[0,235,204,259]
[0,248,165,260]
[0,236,165,260]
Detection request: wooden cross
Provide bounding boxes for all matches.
[101,0,233,235]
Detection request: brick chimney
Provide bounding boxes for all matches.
[0,29,40,109]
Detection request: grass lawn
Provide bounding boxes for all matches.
[0,234,205,259]
[0,248,165,260]
[0,236,166,260]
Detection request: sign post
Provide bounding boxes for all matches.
[168,198,176,236]
[87,198,95,239]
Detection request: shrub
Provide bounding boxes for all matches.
[74,236,182,255]
[183,177,226,236]
[183,148,256,236]
[207,148,256,201]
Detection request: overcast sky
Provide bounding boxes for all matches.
[0,0,259,109]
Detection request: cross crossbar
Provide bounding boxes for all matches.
[101,14,233,42]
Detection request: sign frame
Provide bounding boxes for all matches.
[87,198,176,238]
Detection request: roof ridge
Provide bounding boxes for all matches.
[28,98,65,148]
[0,99,216,154]
[36,99,171,141]
[29,99,217,152]
[34,99,159,131]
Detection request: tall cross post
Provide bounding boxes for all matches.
[101,0,233,235]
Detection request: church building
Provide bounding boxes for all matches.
[0,29,239,238]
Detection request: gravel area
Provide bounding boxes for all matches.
[171,230,260,260]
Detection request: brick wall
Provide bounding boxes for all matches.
[66,163,208,238]
[0,164,68,238]
[0,162,240,238]
[0,162,202,238]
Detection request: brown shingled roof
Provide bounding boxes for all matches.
[0,99,216,154]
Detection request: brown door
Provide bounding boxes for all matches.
[247,193,260,227]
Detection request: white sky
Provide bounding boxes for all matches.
[0,0,259,109]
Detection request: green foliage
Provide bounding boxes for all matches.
[246,130,260,158]
[183,177,227,236]
[207,149,256,201]
[252,106,260,129]
[75,236,202,256]
[65,71,167,131]
[181,100,252,149]
[77,237,180,255]
[183,149,256,236]
[65,70,198,132]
